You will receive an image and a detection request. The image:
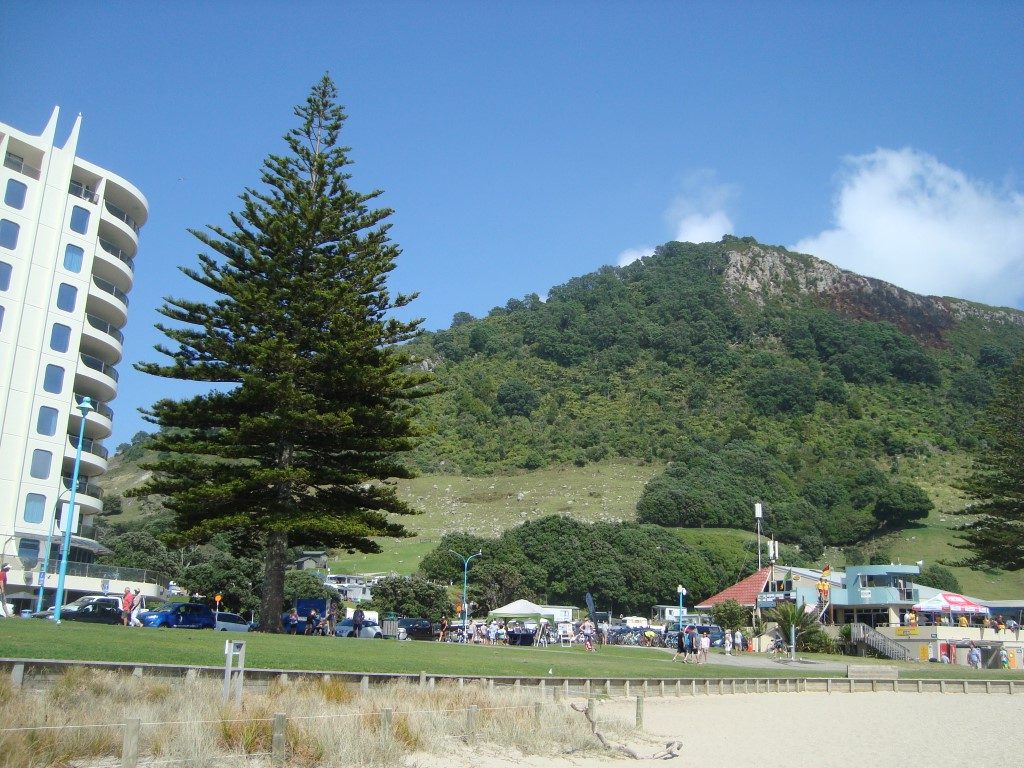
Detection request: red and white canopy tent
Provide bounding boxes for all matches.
[913,592,989,615]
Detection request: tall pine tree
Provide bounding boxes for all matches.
[957,354,1024,570]
[134,76,432,629]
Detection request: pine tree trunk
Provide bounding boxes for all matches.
[259,530,288,632]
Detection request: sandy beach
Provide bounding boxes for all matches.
[410,691,1024,768]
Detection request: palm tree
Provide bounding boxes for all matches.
[765,601,821,651]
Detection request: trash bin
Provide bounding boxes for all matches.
[20,609,33,619]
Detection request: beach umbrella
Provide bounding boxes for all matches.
[912,592,989,615]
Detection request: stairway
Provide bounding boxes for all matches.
[850,622,914,662]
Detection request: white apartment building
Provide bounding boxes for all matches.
[0,108,160,611]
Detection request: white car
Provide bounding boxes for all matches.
[214,612,251,632]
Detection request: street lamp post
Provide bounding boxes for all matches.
[451,549,482,641]
[52,397,93,623]
[677,584,687,626]
[755,502,763,570]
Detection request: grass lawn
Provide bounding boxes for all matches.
[328,460,662,575]
[3,621,1021,680]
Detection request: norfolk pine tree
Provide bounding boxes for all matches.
[134,76,433,630]
[958,354,1024,570]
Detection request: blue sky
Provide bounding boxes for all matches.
[2,2,1022,446]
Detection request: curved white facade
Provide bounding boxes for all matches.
[0,108,152,605]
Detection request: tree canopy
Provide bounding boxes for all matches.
[132,76,432,629]
[958,355,1024,570]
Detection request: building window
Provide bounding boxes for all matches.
[70,205,89,234]
[0,260,10,290]
[30,449,53,479]
[56,283,77,312]
[18,538,41,564]
[24,493,46,523]
[63,244,84,273]
[41,364,64,393]
[4,179,27,209]
[36,406,59,436]
[49,323,71,352]
[0,304,5,332]
[42,364,64,394]
[0,218,19,249]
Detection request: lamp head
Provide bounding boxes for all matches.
[76,396,94,416]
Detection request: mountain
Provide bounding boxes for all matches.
[400,237,1022,554]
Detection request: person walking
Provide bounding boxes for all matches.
[672,626,686,662]
[724,631,733,656]
[352,606,365,638]
[580,617,596,651]
[120,587,134,627]
[0,564,10,617]
[129,588,143,626]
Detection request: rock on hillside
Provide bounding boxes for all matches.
[721,240,1024,345]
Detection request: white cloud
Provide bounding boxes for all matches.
[793,148,1024,308]
[673,210,734,244]
[617,170,736,266]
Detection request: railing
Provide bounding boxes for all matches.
[92,275,129,306]
[98,238,135,271]
[80,353,120,383]
[68,180,99,204]
[104,201,140,233]
[86,313,124,343]
[850,622,914,662]
[74,393,114,420]
[4,151,41,180]
[69,433,110,460]
[39,559,167,586]
[61,474,104,499]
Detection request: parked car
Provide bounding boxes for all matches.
[397,617,434,640]
[690,624,726,647]
[50,599,123,625]
[139,602,216,629]
[335,618,384,638]
[214,612,251,632]
[32,594,162,621]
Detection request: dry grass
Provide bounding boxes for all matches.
[0,670,632,767]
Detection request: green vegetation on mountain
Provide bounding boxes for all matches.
[405,238,1024,558]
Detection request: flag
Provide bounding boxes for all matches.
[821,563,832,580]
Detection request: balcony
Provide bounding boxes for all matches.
[70,393,113,440]
[65,433,109,475]
[4,151,41,180]
[86,276,128,327]
[74,353,118,402]
[103,200,140,234]
[68,180,99,204]
[61,474,104,516]
[95,236,135,287]
[80,313,123,364]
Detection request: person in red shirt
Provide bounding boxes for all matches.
[0,564,10,617]
[121,587,134,626]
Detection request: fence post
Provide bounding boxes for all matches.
[360,675,369,693]
[535,701,543,722]
[659,680,665,697]
[539,679,546,697]
[11,663,24,689]
[624,680,630,698]
[419,671,426,688]
[381,707,393,732]
[587,697,598,732]
[467,705,479,743]
[635,695,644,729]
[605,679,612,698]
[272,713,286,767]
[121,717,141,768]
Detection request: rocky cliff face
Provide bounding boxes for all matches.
[721,243,1024,345]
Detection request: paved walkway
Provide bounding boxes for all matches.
[661,647,853,673]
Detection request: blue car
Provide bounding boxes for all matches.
[140,602,216,629]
